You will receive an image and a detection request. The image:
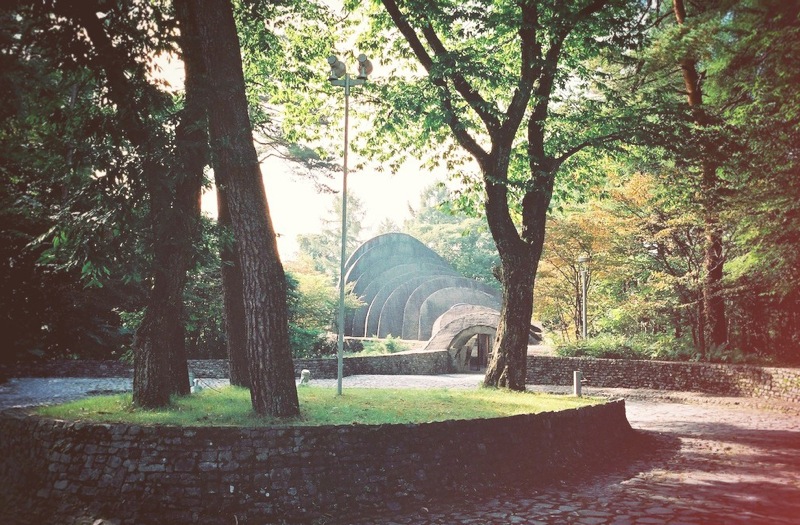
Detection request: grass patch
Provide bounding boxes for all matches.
[36,386,601,427]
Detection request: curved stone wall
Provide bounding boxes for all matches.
[527,356,800,402]
[0,401,633,524]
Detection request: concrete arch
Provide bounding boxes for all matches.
[343,232,422,276]
[343,242,447,336]
[417,288,500,340]
[363,265,456,337]
[401,277,501,339]
[447,325,496,351]
[349,246,444,297]
[343,233,447,292]
[351,263,453,337]
[376,274,459,339]
[424,308,500,372]
[342,235,449,336]
[431,304,501,336]
[351,269,417,338]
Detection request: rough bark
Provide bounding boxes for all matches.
[484,247,537,390]
[187,0,299,416]
[67,0,196,406]
[674,0,728,355]
[175,0,249,388]
[217,184,250,388]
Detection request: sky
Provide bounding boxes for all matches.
[162,23,450,262]
[201,156,445,261]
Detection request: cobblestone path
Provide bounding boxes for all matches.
[338,396,800,525]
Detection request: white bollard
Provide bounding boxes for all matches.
[573,370,582,397]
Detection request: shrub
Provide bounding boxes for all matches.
[556,334,695,361]
[357,335,410,356]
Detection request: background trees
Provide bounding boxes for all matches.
[2,0,798,387]
[356,0,652,389]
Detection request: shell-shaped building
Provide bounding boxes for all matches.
[342,233,540,370]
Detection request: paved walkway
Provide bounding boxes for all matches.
[1,374,799,524]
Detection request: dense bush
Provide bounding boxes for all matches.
[290,332,364,359]
[357,336,410,356]
[555,334,777,365]
[556,334,695,361]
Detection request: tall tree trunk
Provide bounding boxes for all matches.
[674,0,728,354]
[484,250,536,390]
[68,2,195,407]
[217,184,250,387]
[175,0,249,388]
[187,0,299,416]
[483,158,547,391]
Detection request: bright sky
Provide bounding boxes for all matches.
[159,19,450,262]
[201,157,444,261]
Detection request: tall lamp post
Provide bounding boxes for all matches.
[577,255,589,340]
[327,53,373,395]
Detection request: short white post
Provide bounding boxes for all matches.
[573,370,582,397]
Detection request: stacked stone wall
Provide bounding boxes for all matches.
[0,401,631,524]
[527,356,800,402]
[0,351,452,382]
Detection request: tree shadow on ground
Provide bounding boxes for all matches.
[317,429,681,525]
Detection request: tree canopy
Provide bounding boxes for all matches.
[1,0,798,394]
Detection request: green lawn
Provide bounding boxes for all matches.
[36,386,602,427]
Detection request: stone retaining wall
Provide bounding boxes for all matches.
[0,351,452,382]
[0,401,632,524]
[527,356,800,402]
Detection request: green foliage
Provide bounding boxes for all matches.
[556,333,771,365]
[295,194,367,282]
[404,185,500,287]
[37,386,601,427]
[357,335,410,356]
[182,218,227,359]
[556,333,695,361]
[235,0,342,173]
[285,267,364,358]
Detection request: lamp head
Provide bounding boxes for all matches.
[356,54,373,80]
[327,55,346,80]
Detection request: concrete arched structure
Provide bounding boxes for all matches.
[376,274,458,338]
[349,260,450,336]
[363,265,455,337]
[431,304,501,336]
[416,288,500,340]
[343,233,447,291]
[340,233,545,345]
[342,233,454,337]
[343,232,423,276]
[424,307,502,372]
[400,277,501,339]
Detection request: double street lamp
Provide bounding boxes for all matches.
[327,53,373,395]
